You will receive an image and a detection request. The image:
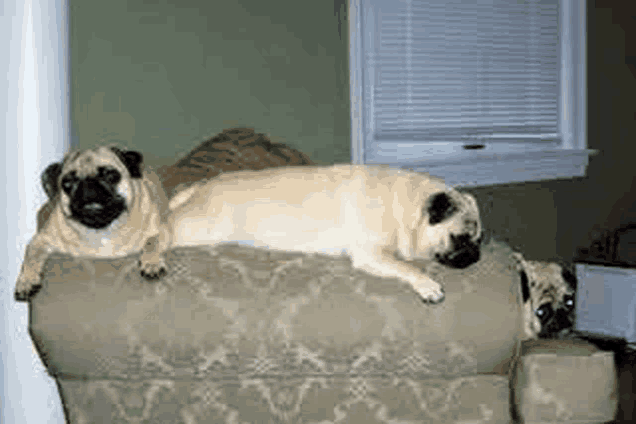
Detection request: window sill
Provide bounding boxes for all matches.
[388,149,598,188]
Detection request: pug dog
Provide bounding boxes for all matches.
[511,252,577,339]
[162,165,483,304]
[14,146,172,301]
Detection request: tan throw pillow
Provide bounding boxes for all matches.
[156,128,314,198]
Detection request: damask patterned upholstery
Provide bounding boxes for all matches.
[26,240,616,423]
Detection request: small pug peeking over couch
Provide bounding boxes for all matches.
[512,252,577,339]
[14,146,171,301]
[164,165,483,304]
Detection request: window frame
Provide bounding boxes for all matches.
[349,0,596,187]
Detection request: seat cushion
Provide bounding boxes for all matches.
[55,373,510,423]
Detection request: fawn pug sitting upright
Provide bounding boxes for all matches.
[14,146,171,301]
[164,165,483,304]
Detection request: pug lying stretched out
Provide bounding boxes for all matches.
[164,165,483,304]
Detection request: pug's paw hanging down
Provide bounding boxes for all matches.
[14,146,171,301]
[165,165,483,304]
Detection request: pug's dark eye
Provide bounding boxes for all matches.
[98,167,121,185]
[535,305,552,320]
[61,172,77,194]
[564,295,575,308]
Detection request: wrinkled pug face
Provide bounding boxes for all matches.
[42,146,143,230]
[415,191,483,269]
[512,252,577,339]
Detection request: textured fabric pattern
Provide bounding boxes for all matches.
[57,375,509,424]
[29,241,521,423]
[512,339,618,424]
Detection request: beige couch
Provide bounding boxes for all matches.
[24,240,617,423]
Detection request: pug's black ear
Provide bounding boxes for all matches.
[561,265,577,291]
[110,147,143,178]
[426,192,458,225]
[41,163,63,200]
[519,270,531,303]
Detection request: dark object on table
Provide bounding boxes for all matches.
[576,224,636,267]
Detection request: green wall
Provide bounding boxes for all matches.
[70,0,350,167]
[70,0,636,264]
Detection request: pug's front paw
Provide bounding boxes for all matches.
[14,268,43,301]
[138,254,168,280]
[411,278,445,304]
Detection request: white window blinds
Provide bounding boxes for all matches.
[368,0,560,144]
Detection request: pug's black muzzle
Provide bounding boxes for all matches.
[537,307,575,339]
[436,234,481,269]
[69,179,126,229]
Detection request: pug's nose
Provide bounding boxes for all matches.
[83,202,103,211]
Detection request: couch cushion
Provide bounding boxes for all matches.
[29,240,523,381]
[512,339,618,424]
[56,373,510,424]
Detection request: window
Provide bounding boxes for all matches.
[349,0,593,187]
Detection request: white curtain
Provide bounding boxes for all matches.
[1,0,70,422]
